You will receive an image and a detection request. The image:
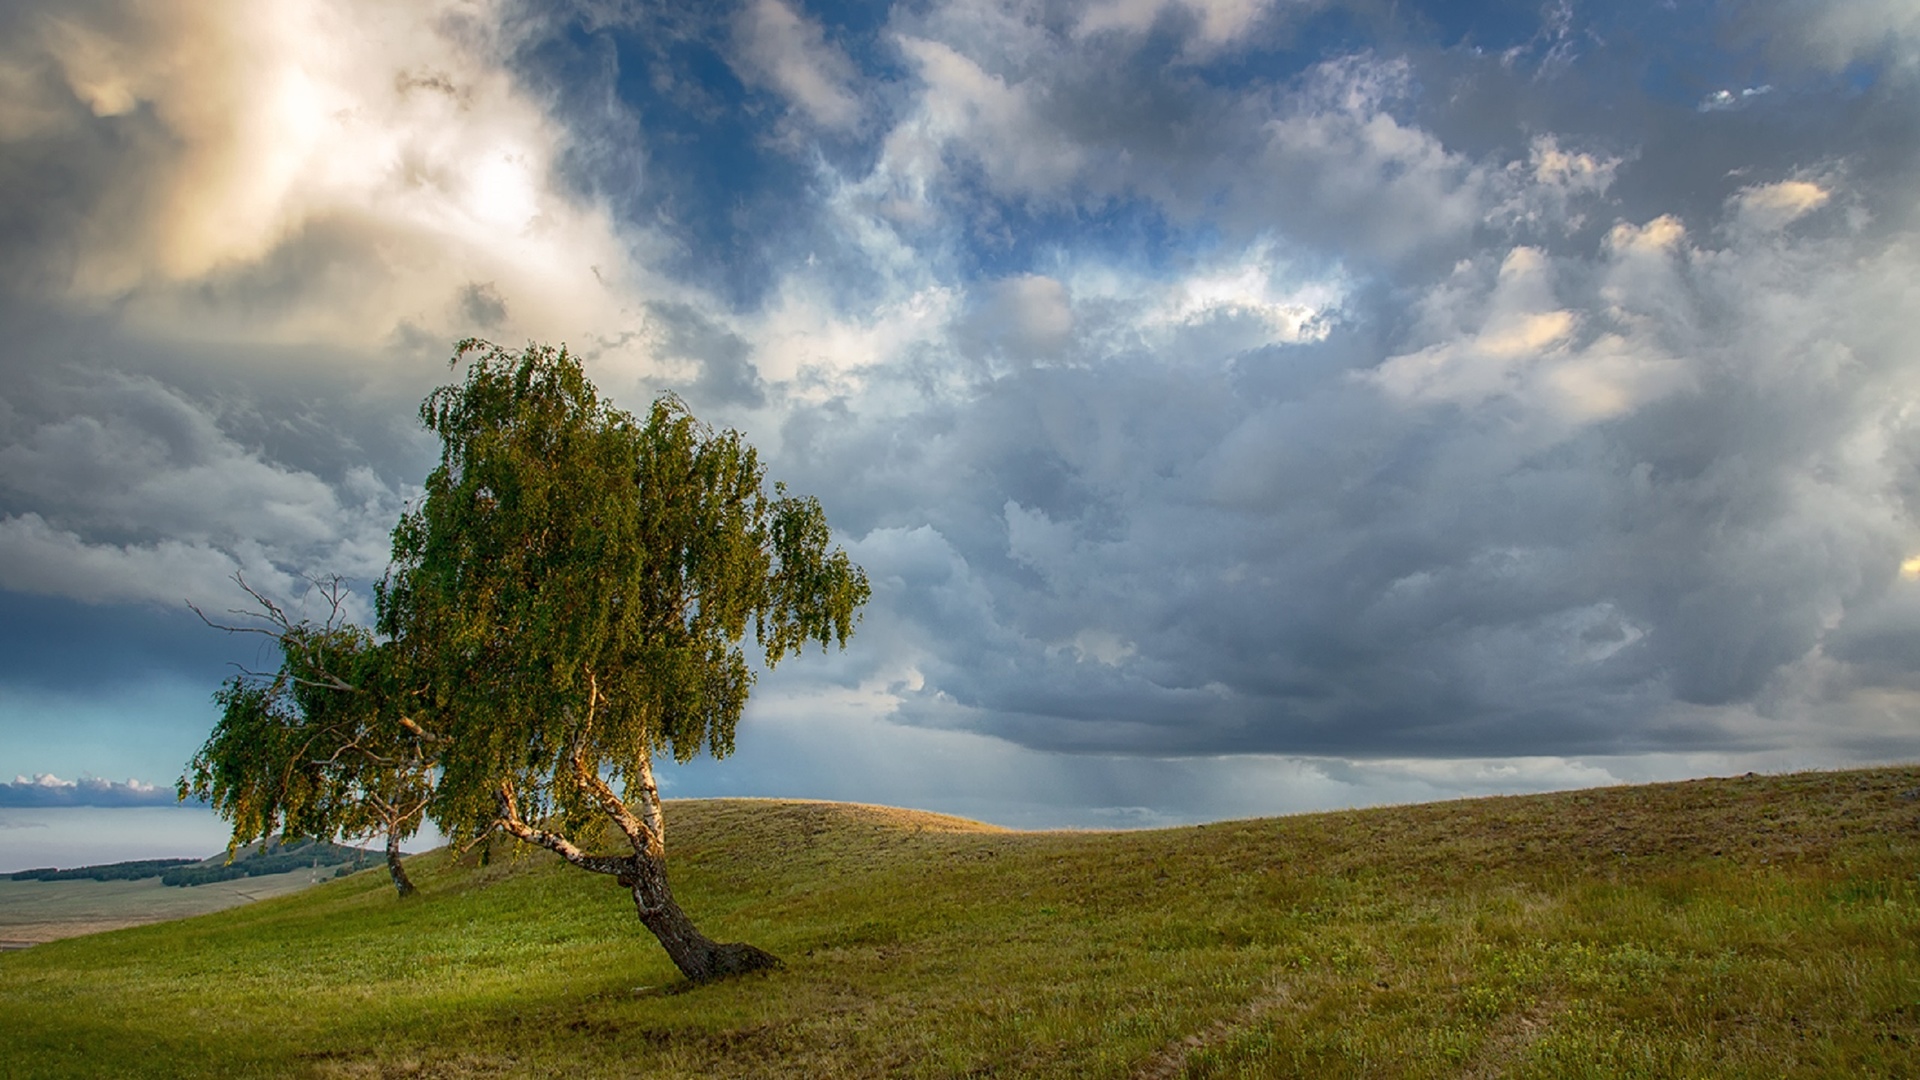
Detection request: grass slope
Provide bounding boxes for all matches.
[0,768,1916,1078]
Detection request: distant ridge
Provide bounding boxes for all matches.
[9,837,380,888]
[8,859,198,884]
[164,837,376,887]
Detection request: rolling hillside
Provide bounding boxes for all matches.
[0,768,1915,1078]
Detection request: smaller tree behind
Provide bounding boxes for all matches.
[181,578,432,897]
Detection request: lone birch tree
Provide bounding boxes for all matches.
[377,339,868,981]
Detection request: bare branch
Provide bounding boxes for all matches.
[189,575,361,692]
[302,572,354,632]
[187,600,286,640]
[495,782,635,878]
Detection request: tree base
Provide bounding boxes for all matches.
[693,941,781,981]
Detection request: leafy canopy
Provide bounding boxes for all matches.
[379,340,869,839]
[181,613,426,856]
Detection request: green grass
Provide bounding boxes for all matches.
[1,768,1916,1078]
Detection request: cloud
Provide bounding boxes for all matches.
[0,513,255,608]
[0,773,176,808]
[892,34,1093,199]
[1366,243,1692,426]
[730,0,864,130]
[638,301,768,409]
[0,370,403,612]
[868,38,1622,275]
[1742,0,1920,75]
[0,0,650,350]
[1698,84,1773,112]
[1073,0,1284,54]
[957,275,1076,363]
[1731,179,1831,232]
[1243,54,1495,262]
[1495,136,1622,234]
[748,155,1920,761]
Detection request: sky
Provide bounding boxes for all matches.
[3,0,1919,870]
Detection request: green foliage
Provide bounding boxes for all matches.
[378,339,869,840]
[8,860,197,883]
[179,593,431,859]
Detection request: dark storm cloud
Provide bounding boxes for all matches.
[0,592,261,693]
[765,171,1920,759]
[0,5,173,299]
[862,0,1920,287]
[682,0,1905,764]
[0,345,413,613]
[642,300,769,408]
[459,281,510,330]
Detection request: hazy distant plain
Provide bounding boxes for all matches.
[0,868,338,948]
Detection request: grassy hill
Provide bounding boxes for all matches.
[0,767,1915,1078]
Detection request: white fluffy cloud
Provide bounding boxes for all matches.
[1368,241,1692,428]
[1,0,649,351]
[0,772,174,808]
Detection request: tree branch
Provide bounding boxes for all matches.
[569,671,662,858]
[495,782,634,878]
[189,574,362,692]
[396,715,447,743]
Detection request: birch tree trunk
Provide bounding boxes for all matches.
[624,850,778,981]
[495,767,779,983]
[385,828,416,898]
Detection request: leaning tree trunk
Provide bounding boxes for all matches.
[614,748,777,981]
[495,772,779,984]
[385,827,416,898]
[623,850,778,982]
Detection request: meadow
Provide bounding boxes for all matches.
[0,766,1915,1078]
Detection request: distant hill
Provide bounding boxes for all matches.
[8,859,199,884]
[0,840,375,950]
[8,838,377,888]
[160,837,374,887]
